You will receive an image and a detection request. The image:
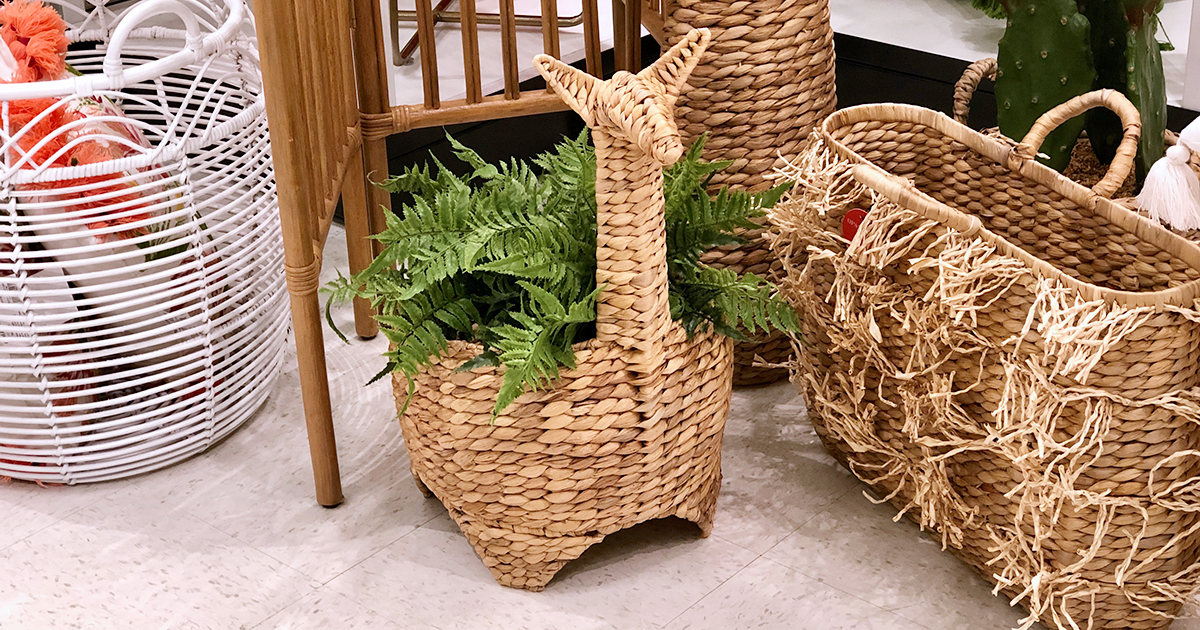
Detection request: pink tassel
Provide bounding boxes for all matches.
[1138,144,1200,231]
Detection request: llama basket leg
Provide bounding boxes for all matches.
[452,512,605,592]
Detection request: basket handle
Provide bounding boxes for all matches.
[102,0,205,79]
[536,29,710,368]
[952,58,997,126]
[1014,89,1141,198]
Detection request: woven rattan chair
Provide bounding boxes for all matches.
[253,0,641,506]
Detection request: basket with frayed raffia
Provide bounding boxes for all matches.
[768,90,1200,630]
[395,30,733,592]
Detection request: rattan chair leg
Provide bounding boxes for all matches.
[351,0,396,260]
[343,148,380,340]
[290,289,344,508]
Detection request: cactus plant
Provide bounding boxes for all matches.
[995,0,1095,172]
[1124,0,1167,176]
[1081,0,1129,164]
[981,0,1168,175]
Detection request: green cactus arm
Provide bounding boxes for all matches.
[1125,4,1167,177]
[995,0,1095,172]
[1082,0,1130,164]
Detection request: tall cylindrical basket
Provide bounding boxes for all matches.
[664,0,836,385]
[0,0,286,484]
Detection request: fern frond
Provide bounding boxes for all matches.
[671,265,801,338]
[489,282,598,416]
[327,131,800,419]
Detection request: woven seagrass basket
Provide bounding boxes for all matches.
[394,31,734,592]
[769,90,1200,630]
[664,0,835,385]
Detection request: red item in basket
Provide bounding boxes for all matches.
[842,208,868,240]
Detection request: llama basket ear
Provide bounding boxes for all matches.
[637,28,710,106]
[534,54,600,124]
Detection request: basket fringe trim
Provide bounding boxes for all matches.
[774,137,1200,630]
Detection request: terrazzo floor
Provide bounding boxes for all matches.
[2,224,1198,630]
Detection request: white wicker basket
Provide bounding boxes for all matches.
[0,0,286,484]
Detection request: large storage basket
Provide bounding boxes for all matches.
[770,91,1200,629]
[0,0,286,484]
[664,0,835,385]
[394,31,733,592]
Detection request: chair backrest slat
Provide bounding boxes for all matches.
[540,0,560,61]
[460,0,483,103]
[499,0,520,100]
[414,0,440,108]
[582,0,602,76]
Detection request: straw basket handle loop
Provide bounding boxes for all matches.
[952,57,997,126]
[102,0,204,81]
[1013,89,1141,198]
[536,30,710,370]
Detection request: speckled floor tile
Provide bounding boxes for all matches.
[763,489,1032,629]
[714,383,861,554]
[0,479,125,551]
[326,512,758,630]
[663,556,926,630]
[252,590,413,630]
[0,495,318,630]
[115,358,442,584]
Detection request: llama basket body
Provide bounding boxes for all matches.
[0,0,286,484]
[395,30,735,592]
[771,92,1200,629]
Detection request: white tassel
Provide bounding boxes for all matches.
[1138,145,1200,231]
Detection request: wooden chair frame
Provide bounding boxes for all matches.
[254,0,662,506]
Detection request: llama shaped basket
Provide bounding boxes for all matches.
[395,30,734,591]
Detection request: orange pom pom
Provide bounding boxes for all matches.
[6,96,64,166]
[0,0,67,83]
[59,140,154,240]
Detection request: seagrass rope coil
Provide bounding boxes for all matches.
[663,0,835,385]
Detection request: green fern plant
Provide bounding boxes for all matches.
[324,131,799,417]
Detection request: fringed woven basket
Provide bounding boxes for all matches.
[769,90,1200,630]
[664,0,835,385]
[394,31,734,592]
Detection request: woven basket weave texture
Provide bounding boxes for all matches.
[769,91,1200,629]
[664,0,835,385]
[393,30,734,592]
